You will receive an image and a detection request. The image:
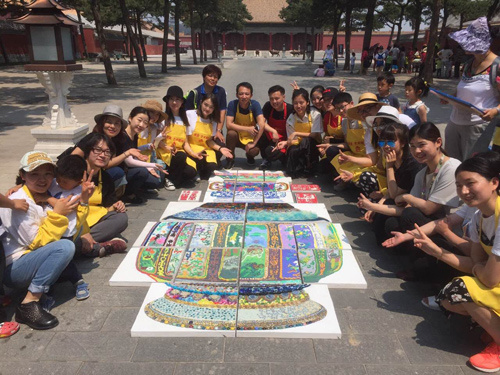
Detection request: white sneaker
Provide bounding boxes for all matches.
[195,174,201,182]
[164,179,175,191]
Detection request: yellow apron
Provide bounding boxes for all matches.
[331,121,366,183]
[157,123,187,167]
[87,170,109,228]
[324,113,344,140]
[459,197,500,316]
[235,104,255,145]
[290,113,312,146]
[137,127,153,162]
[359,150,388,193]
[187,116,217,169]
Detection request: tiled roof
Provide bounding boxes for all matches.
[243,0,288,23]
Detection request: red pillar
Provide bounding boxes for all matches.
[222,33,226,49]
[290,33,293,49]
[269,33,273,50]
[243,33,247,50]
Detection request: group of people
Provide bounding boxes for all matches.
[0,15,500,373]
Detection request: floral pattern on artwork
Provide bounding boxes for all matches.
[298,248,343,283]
[136,247,185,282]
[142,222,194,248]
[164,203,246,221]
[239,248,301,285]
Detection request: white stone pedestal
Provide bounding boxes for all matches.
[30,71,88,159]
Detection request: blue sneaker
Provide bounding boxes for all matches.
[75,282,90,301]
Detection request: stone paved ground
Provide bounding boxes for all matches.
[0,55,483,374]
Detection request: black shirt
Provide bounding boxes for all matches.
[262,102,294,122]
[394,154,422,192]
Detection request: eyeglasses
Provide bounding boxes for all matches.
[378,140,396,148]
[92,147,112,157]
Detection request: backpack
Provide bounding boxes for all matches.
[363,53,373,68]
[184,89,198,109]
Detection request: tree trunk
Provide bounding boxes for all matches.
[161,0,170,73]
[76,9,88,59]
[487,0,499,20]
[119,0,147,78]
[200,22,206,62]
[203,29,207,61]
[343,5,352,70]
[91,0,117,84]
[388,23,395,48]
[209,30,215,59]
[189,0,197,64]
[136,10,148,62]
[174,0,181,67]
[121,24,129,55]
[422,0,441,83]
[303,26,307,60]
[362,0,377,51]
[0,32,9,64]
[396,6,405,43]
[411,0,423,51]
[438,0,449,44]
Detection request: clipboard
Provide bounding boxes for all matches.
[430,88,485,116]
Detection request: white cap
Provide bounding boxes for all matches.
[20,151,55,172]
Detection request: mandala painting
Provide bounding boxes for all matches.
[136,247,185,282]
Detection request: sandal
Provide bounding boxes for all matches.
[76,282,90,301]
[0,321,20,338]
[421,296,441,311]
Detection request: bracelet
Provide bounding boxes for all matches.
[124,151,129,158]
[217,129,223,133]
[80,202,89,207]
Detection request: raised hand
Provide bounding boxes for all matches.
[80,170,95,205]
[53,194,80,216]
[334,168,353,183]
[411,224,444,258]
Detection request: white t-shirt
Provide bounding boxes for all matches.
[49,179,81,237]
[324,49,334,60]
[286,109,322,139]
[470,209,500,257]
[186,110,217,136]
[439,49,453,63]
[455,203,478,238]
[451,69,500,125]
[410,157,461,211]
[364,124,376,154]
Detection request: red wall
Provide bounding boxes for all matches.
[321,33,392,53]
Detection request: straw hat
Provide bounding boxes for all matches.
[142,100,168,122]
[346,93,386,121]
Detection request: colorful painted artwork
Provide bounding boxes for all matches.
[141,222,194,248]
[233,182,264,203]
[239,248,301,285]
[145,283,238,330]
[295,193,318,203]
[205,181,236,203]
[190,222,244,248]
[164,203,246,222]
[214,170,239,181]
[243,223,296,249]
[291,184,321,192]
[178,190,202,201]
[263,181,293,203]
[236,171,264,182]
[246,203,319,222]
[136,247,185,282]
[175,248,241,284]
[298,248,343,283]
[264,171,286,181]
[294,222,343,250]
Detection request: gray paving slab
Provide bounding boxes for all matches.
[0,55,478,372]
[0,361,82,375]
[132,337,225,363]
[174,363,270,375]
[224,338,316,363]
[270,362,367,375]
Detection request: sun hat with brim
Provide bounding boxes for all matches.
[162,86,184,103]
[142,100,168,122]
[365,106,403,127]
[94,104,128,127]
[322,87,339,100]
[449,16,491,54]
[20,151,55,172]
[346,93,387,121]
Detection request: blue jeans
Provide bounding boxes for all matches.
[4,240,75,294]
[106,166,127,189]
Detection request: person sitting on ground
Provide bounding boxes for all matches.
[411,152,500,373]
[331,93,385,188]
[324,59,335,76]
[314,64,325,77]
[157,86,198,188]
[225,82,266,169]
[71,105,148,192]
[0,151,77,330]
[138,100,173,190]
[0,193,28,338]
[273,88,322,177]
[122,107,167,204]
[185,64,227,145]
[376,72,401,112]
[79,133,129,257]
[258,85,293,170]
[187,94,233,180]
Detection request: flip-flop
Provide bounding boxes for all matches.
[0,321,20,338]
[421,296,441,311]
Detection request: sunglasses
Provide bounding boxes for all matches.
[378,140,396,148]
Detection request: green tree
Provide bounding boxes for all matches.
[280,0,315,60]
[90,0,117,84]
[422,0,441,83]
